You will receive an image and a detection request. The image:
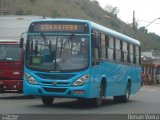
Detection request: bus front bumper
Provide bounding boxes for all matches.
[23,81,94,98]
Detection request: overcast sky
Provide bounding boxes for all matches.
[97,0,160,35]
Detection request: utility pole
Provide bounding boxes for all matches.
[132,10,136,38]
[3,0,5,15]
[0,0,1,13]
[3,0,9,15]
[133,11,136,30]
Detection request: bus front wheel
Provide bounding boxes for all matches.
[41,96,54,105]
[92,83,104,107]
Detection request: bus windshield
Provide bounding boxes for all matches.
[0,44,21,61]
[26,35,89,72]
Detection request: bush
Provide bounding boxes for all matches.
[30,0,36,3]
[16,9,24,15]
[52,10,61,17]
[25,10,32,15]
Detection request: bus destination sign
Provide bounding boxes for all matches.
[29,22,89,33]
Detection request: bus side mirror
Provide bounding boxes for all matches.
[92,34,100,48]
[20,32,25,48]
[20,37,24,48]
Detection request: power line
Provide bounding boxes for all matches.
[136,19,160,25]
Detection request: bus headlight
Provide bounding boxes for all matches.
[24,73,38,85]
[72,74,89,86]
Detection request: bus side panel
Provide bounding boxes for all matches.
[130,66,142,94]
[90,65,102,98]
[100,61,141,97]
[101,62,127,96]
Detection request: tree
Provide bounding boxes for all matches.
[16,9,24,15]
[139,27,148,33]
[30,0,36,3]
[104,4,119,17]
[52,10,61,18]
[91,0,99,6]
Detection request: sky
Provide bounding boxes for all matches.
[97,0,160,35]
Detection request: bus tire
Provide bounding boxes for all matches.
[122,82,131,103]
[114,82,130,103]
[92,83,104,107]
[41,96,54,105]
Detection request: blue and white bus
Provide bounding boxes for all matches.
[23,18,141,106]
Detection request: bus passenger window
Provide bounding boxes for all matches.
[129,44,134,64]
[127,43,130,63]
[123,42,128,63]
[92,33,100,65]
[120,41,124,62]
[100,33,106,59]
[133,45,136,64]
[91,33,100,48]
[105,35,109,59]
[108,37,114,60]
[115,39,121,62]
[135,46,140,65]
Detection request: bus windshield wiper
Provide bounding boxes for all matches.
[63,34,75,47]
[70,34,75,40]
[40,33,49,46]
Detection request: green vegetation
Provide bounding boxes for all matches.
[0,0,160,51]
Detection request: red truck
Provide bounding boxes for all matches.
[0,39,24,92]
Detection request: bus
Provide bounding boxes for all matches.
[0,39,24,92]
[23,18,141,106]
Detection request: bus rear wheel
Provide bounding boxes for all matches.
[41,96,54,105]
[114,82,130,103]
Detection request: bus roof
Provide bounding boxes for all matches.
[30,18,140,46]
[90,21,140,46]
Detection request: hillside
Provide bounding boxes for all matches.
[0,0,160,51]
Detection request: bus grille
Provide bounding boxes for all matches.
[41,82,70,85]
[43,88,67,93]
[35,73,76,80]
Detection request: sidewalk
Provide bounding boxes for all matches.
[0,93,24,99]
[142,84,160,88]
[0,93,35,99]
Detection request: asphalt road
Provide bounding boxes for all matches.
[0,85,160,114]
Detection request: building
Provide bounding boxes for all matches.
[142,51,160,85]
[0,15,42,39]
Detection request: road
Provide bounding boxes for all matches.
[0,85,160,114]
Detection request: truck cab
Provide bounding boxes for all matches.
[0,39,24,92]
